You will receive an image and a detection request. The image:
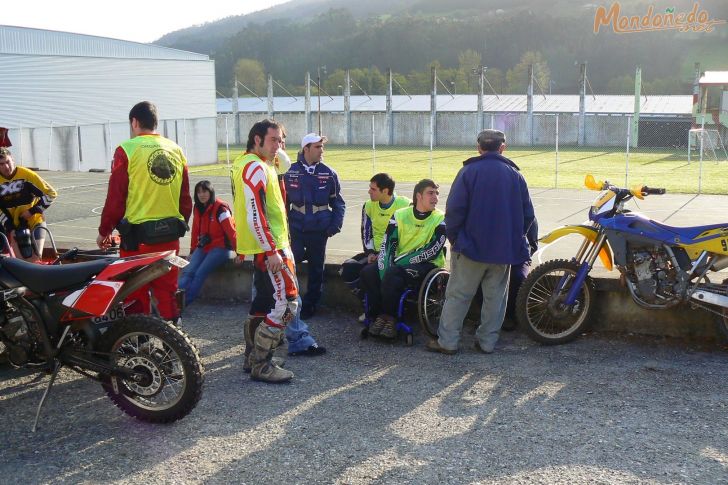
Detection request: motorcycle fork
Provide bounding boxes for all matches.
[564,230,606,306]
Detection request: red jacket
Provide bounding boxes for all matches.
[190,198,237,253]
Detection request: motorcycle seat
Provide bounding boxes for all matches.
[0,257,112,294]
[650,221,728,242]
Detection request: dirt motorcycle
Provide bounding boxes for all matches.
[516,174,728,345]
[0,232,204,431]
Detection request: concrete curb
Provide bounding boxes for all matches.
[196,261,721,341]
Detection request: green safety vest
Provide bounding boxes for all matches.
[230,153,289,255]
[364,195,411,250]
[393,207,445,268]
[122,135,186,224]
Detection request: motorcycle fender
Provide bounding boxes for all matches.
[540,225,614,271]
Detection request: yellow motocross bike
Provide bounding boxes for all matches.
[516,175,728,344]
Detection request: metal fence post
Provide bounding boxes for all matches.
[371,115,376,175]
[625,115,631,187]
[429,112,434,179]
[554,114,559,189]
[225,115,230,165]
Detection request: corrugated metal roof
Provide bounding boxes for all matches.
[218,94,692,115]
[699,71,728,85]
[0,25,208,61]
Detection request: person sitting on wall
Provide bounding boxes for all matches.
[178,180,237,307]
[359,179,446,339]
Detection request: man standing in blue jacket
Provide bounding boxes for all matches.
[284,133,346,320]
[427,129,535,355]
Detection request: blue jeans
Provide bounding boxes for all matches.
[179,247,232,306]
[285,296,318,353]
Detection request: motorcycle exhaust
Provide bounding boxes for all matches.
[711,255,728,272]
[691,290,728,309]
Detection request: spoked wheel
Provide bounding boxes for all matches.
[418,268,450,338]
[516,259,595,345]
[98,315,204,423]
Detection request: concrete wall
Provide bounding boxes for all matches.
[195,261,721,341]
[221,112,659,148]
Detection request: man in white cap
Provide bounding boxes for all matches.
[283,133,345,323]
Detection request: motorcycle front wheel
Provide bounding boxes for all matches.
[516,259,595,345]
[98,315,204,423]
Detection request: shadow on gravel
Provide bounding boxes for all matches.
[1,302,728,483]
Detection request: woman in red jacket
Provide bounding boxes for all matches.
[179,180,237,306]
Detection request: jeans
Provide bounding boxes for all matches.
[251,273,317,352]
[179,247,232,306]
[437,251,510,352]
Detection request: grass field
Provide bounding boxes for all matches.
[198,145,728,194]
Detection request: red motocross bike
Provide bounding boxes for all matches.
[0,235,204,431]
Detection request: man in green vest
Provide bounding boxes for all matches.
[97,101,191,323]
[231,119,298,383]
[340,173,411,293]
[359,179,446,339]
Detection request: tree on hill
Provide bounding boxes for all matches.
[234,59,267,96]
[506,51,551,94]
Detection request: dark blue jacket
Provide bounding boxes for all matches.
[445,151,536,265]
[284,155,346,234]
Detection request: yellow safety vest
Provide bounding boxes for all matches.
[121,135,186,224]
[364,195,411,251]
[230,153,289,255]
[394,207,446,268]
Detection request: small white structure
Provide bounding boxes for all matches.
[0,25,217,170]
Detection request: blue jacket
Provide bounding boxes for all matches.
[284,155,346,234]
[445,151,536,265]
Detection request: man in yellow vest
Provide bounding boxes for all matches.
[97,101,192,322]
[359,179,446,339]
[232,119,298,383]
[340,173,411,292]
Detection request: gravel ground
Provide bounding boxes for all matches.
[1,301,728,484]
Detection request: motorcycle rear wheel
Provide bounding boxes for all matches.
[516,259,595,345]
[98,315,204,423]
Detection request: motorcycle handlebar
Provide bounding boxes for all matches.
[641,186,666,195]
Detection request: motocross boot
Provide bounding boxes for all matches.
[243,316,285,373]
[250,324,294,383]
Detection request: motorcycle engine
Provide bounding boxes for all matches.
[0,303,41,367]
[629,248,681,303]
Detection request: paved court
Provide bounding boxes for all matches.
[39,168,728,275]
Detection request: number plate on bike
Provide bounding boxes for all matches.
[92,306,126,325]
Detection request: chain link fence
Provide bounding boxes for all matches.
[219,109,728,194]
[4,117,218,172]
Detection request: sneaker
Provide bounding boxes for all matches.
[425,339,457,355]
[380,318,397,339]
[289,344,327,357]
[368,316,387,336]
[358,312,366,323]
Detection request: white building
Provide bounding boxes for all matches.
[0,25,217,170]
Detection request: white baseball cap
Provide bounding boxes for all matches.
[301,133,327,148]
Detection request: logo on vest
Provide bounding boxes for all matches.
[147,149,176,185]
